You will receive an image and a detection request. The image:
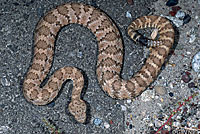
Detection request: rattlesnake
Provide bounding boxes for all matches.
[23,3,174,123]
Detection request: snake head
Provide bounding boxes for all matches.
[68,99,87,123]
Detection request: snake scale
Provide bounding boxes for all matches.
[23,3,174,123]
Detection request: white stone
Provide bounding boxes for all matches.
[189,34,196,43]
[126,11,132,18]
[121,105,127,111]
[192,51,200,72]
[127,99,132,103]
[175,11,186,19]
[104,122,110,129]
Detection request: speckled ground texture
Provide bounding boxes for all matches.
[0,0,199,134]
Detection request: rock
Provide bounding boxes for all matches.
[126,11,132,18]
[188,82,195,88]
[189,34,196,43]
[127,99,132,103]
[175,10,186,19]
[77,50,83,58]
[169,11,176,16]
[166,0,178,7]
[181,72,191,83]
[129,124,133,129]
[104,122,110,129]
[192,51,200,72]
[155,86,166,96]
[93,118,102,126]
[121,105,127,111]
[168,92,174,97]
[183,14,191,24]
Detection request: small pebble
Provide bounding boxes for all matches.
[181,72,191,83]
[149,122,154,127]
[109,120,113,125]
[192,51,200,72]
[166,0,178,7]
[169,11,176,16]
[189,34,196,43]
[77,51,83,58]
[93,118,102,126]
[175,10,186,19]
[169,82,174,88]
[183,14,191,24]
[130,114,133,119]
[168,92,174,97]
[126,11,132,18]
[127,99,132,103]
[129,124,133,129]
[188,82,195,88]
[116,103,121,109]
[155,86,166,96]
[121,105,127,111]
[186,51,191,55]
[104,122,110,129]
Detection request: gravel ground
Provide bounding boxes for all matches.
[0,0,199,134]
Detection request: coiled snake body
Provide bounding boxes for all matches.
[23,3,174,123]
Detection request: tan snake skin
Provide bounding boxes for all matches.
[23,3,174,123]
